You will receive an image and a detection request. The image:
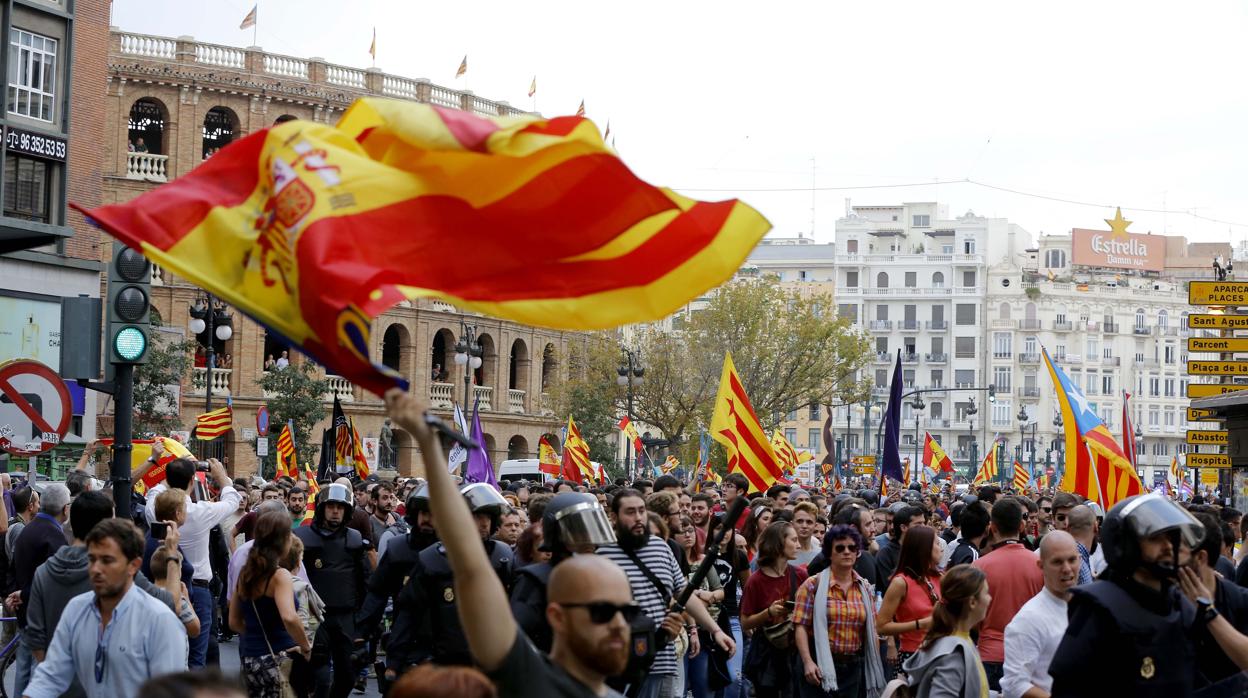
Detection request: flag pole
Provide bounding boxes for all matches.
[252,3,258,47]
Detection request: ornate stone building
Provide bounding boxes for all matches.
[101,29,575,477]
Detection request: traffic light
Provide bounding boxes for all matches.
[106,244,151,364]
[988,384,996,403]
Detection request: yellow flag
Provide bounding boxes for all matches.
[710,353,781,493]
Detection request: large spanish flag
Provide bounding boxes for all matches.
[923,432,954,473]
[77,99,770,396]
[100,436,193,495]
[710,352,781,493]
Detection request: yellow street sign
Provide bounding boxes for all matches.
[1186,430,1228,445]
[1190,281,1248,305]
[1188,361,1248,375]
[1189,453,1231,469]
[1188,314,1248,330]
[852,465,875,475]
[1202,470,1223,484]
[1188,337,1248,353]
[850,456,876,465]
[1188,407,1223,422]
[1188,383,1248,398]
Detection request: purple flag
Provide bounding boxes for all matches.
[464,397,498,489]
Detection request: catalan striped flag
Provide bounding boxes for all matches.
[275,420,296,479]
[710,352,782,493]
[901,458,911,487]
[771,429,811,475]
[349,416,370,480]
[456,55,467,78]
[660,455,680,474]
[332,396,351,474]
[302,464,319,526]
[195,398,232,440]
[923,432,955,474]
[538,436,561,476]
[576,100,586,117]
[78,100,769,398]
[239,5,257,30]
[973,443,999,486]
[1013,460,1030,492]
[1044,347,1144,508]
[561,416,593,484]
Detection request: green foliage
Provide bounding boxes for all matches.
[1025,286,1042,300]
[254,362,330,469]
[130,330,196,438]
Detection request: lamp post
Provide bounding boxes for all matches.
[966,397,978,481]
[911,395,925,485]
[453,323,483,409]
[1017,406,1029,483]
[617,349,644,478]
[188,294,234,459]
[1053,412,1065,483]
[1134,424,1144,481]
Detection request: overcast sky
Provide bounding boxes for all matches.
[111,1,1248,246]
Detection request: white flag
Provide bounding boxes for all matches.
[446,403,469,473]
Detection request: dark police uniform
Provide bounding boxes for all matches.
[295,522,368,698]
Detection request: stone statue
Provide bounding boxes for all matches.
[380,418,395,469]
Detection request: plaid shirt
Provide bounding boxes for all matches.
[792,570,868,655]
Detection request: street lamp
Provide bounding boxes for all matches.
[453,323,483,407]
[1053,412,1065,483]
[618,349,644,477]
[187,293,233,413]
[1134,424,1144,476]
[911,395,925,485]
[966,397,978,481]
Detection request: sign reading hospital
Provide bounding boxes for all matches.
[1071,228,1164,272]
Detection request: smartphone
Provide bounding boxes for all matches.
[150,521,168,540]
[784,600,795,611]
[195,461,211,472]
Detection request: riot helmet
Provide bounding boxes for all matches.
[539,492,616,560]
[461,483,508,535]
[405,483,431,523]
[1101,492,1203,579]
[314,483,355,527]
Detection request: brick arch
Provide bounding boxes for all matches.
[127,97,170,155]
[202,105,241,159]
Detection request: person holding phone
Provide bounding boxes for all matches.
[740,521,807,698]
[142,489,193,591]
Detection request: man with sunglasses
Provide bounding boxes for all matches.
[384,389,630,697]
[22,519,186,698]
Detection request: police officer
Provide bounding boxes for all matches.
[294,483,368,698]
[509,491,616,651]
[1049,492,1204,698]
[387,482,514,672]
[357,484,438,692]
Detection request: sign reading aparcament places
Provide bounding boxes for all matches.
[1189,281,1248,306]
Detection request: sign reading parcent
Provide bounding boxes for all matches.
[1186,430,1228,445]
[1189,281,1248,305]
[1188,383,1248,398]
[1187,360,1248,375]
[1187,314,1248,330]
[1188,453,1232,469]
[1188,337,1248,353]
[0,359,71,456]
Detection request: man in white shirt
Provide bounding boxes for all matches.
[1001,530,1081,698]
[139,446,240,668]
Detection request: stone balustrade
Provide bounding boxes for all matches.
[126,152,168,182]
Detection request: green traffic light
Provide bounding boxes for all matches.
[114,326,147,361]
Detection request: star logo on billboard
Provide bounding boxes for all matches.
[1105,207,1132,240]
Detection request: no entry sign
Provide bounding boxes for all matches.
[0,359,71,456]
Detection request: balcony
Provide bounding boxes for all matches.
[872,386,889,398]
[990,319,1016,329]
[1157,327,1179,337]
[1017,386,1041,399]
[1018,353,1040,364]
[926,418,950,428]
[926,320,948,330]
[125,152,168,182]
[1104,323,1119,334]
[869,320,893,331]
[323,375,354,402]
[874,352,893,364]
[899,320,920,332]
[955,382,977,389]
[430,382,454,409]
[1084,321,1101,332]
[473,385,493,411]
[993,351,1013,360]
[190,367,231,397]
[1104,356,1121,366]
[925,352,948,363]
[1019,319,1043,330]
[1052,321,1073,332]
[1133,326,1151,335]
[954,352,976,360]
[902,353,919,364]
[507,388,526,414]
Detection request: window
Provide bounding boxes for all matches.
[1148,408,1159,426]
[808,428,820,450]
[846,239,858,254]
[993,332,1012,357]
[903,369,915,388]
[875,337,888,353]
[837,304,857,322]
[930,369,943,388]
[1135,308,1146,330]
[1086,338,1099,359]
[876,305,889,321]
[1103,347,1113,360]
[7,29,57,122]
[904,272,917,288]
[809,403,820,421]
[1158,310,1168,329]
[1164,410,1175,427]
[845,271,858,287]
[3,154,49,222]
[1164,346,1176,364]
[963,239,976,254]
[941,245,953,255]
[932,272,945,288]
[992,401,1012,427]
[875,369,888,387]
[798,270,809,281]
[954,369,975,385]
[993,367,1012,390]
[913,214,930,227]
[876,272,889,288]
[786,410,797,422]
[962,270,976,287]
[955,337,975,359]
[1024,336,1037,354]
[1085,373,1098,395]
[1149,376,1160,397]
[1164,378,1175,397]
[1102,374,1114,395]
[955,304,976,325]
[1045,250,1067,268]
[931,337,944,354]
[785,428,797,444]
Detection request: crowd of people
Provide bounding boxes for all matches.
[7,390,1248,697]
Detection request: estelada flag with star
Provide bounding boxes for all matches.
[1044,346,1143,508]
[771,429,812,475]
[76,99,769,398]
[710,352,781,493]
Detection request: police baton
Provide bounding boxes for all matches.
[655,494,750,645]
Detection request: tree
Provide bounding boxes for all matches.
[130,328,196,438]
[563,277,873,464]
[254,362,330,471]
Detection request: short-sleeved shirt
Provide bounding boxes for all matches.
[597,537,686,676]
[490,628,624,698]
[793,571,867,655]
[740,566,809,620]
[973,542,1043,663]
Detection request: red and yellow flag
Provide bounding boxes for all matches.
[771,429,812,475]
[561,416,594,483]
[973,444,999,486]
[302,463,319,526]
[660,455,680,474]
[100,436,193,495]
[710,353,781,493]
[77,99,769,397]
[195,404,232,440]
[349,416,370,480]
[922,432,954,473]
[618,416,645,457]
[1013,460,1030,492]
[275,420,296,479]
[538,435,561,476]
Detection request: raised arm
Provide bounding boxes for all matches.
[384,389,516,670]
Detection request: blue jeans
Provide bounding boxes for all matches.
[716,617,746,698]
[189,584,214,668]
[14,639,33,698]
[637,673,677,698]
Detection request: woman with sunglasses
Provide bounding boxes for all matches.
[876,525,942,671]
[741,521,807,698]
[901,565,991,697]
[793,525,887,698]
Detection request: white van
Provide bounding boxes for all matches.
[497,459,551,484]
